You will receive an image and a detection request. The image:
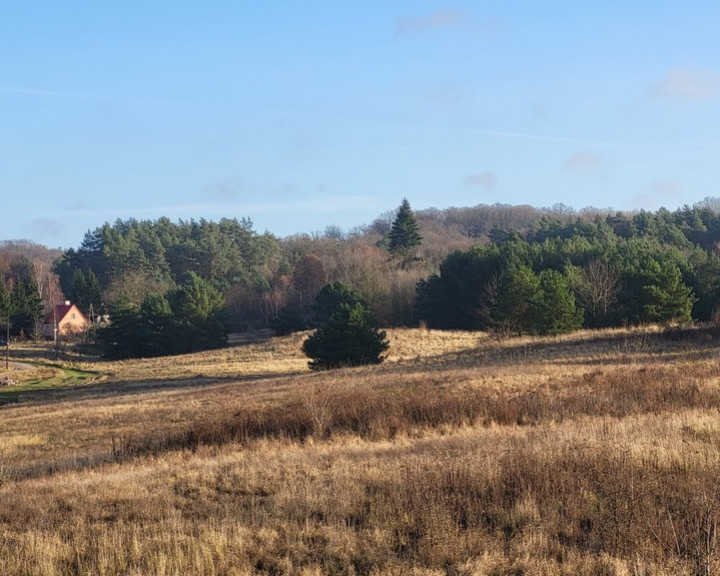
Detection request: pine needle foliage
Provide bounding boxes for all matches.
[302,302,389,370]
[388,198,422,264]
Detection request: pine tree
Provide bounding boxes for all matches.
[302,302,389,370]
[169,272,227,352]
[10,276,44,339]
[491,264,541,336]
[71,268,102,316]
[97,296,141,359]
[388,198,422,265]
[312,281,365,326]
[535,269,584,335]
[0,283,9,321]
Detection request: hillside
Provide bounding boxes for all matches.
[0,326,718,574]
[3,200,720,352]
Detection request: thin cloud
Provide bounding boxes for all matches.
[563,153,604,173]
[202,179,246,202]
[464,171,497,191]
[266,183,304,200]
[631,180,683,209]
[649,179,682,198]
[650,68,720,100]
[29,219,64,238]
[427,89,472,111]
[394,10,465,37]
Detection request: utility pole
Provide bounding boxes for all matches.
[4,319,9,371]
[53,304,59,361]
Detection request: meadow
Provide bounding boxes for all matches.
[0,326,719,575]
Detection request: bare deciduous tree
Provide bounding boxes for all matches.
[578,259,621,327]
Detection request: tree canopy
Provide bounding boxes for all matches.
[32,198,720,347]
[97,273,227,359]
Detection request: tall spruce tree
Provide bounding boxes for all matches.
[388,198,422,265]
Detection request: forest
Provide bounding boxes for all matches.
[2,198,720,357]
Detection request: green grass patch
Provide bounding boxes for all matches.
[0,366,99,403]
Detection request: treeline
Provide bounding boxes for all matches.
[5,199,720,352]
[417,204,720,334]
[0,241,62,338]
[53,214,443,336]
[96,272,226,359]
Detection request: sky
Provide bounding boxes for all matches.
[3,2,720,248]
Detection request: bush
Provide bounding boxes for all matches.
[270,306,306,336]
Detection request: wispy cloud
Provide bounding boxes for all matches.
[563,153,604,173]
[266,183,304,200]
[1,85,620,149]
[394,10,465,37]
[649,179,682,198]
[29,219,64,238]
[631,180,683,209]
[202,179,246,202]
[464,171,497,191]
[649,68,720,100]
[427,89,472,111]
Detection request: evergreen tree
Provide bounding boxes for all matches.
[137,293,175,357]
[169,272,227,352]
[10,276,44,338]
[96,297,141,359]
[388,198,422,264]
[312,281,365,326]
[415,246,501,330]
[71,268,102,316]
[270,306,306,336]
[0,283,10,341]
[0,283,9,321]
[302,302,388,370]
[535,269,584,335]
[491,264,542,336]
[640,260,695,324]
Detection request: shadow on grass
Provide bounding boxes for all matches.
[378,325,720,378]
[0,368,309,407]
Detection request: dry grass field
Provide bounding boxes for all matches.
[1,325,720,575]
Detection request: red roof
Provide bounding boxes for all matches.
[42,303,89,326]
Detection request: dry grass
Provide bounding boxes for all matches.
[0,325,719,574]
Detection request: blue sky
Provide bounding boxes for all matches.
[3,2,720,248]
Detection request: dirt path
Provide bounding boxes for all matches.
[10,362,34,371]
[0,361,35,373]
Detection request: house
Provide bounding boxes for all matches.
[41,301,90,339]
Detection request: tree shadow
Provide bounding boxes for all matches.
[378,325,720,376]
[0,368,310,407]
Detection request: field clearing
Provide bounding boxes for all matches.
[0,326,719,574]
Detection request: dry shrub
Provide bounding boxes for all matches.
[109,363,720,462]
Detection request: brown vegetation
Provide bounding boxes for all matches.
[0,326,719,574]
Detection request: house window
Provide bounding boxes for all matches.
[72,314,76,319]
